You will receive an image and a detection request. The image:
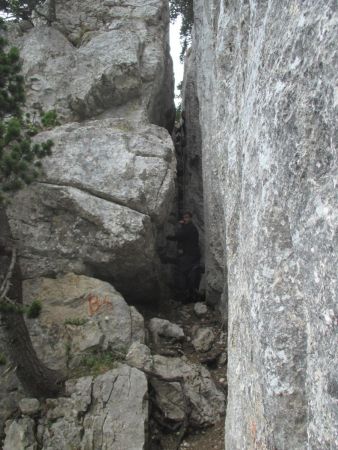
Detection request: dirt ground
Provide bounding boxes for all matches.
[138,298,227,450]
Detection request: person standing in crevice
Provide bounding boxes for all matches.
[166,211,201,302]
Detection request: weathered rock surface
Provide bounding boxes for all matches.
[0,273,146,444]
[22,273,145,370]
[181,43,204,256]
[189,0,338,448]
[8,119,175,301]
[4,366,148,450]
[126,342,225,427]
[3,417,37,450]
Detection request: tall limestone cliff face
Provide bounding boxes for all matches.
[7,0,175,302]
[187,0,337,448]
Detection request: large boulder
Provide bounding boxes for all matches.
[23,273,145,370]
[8,120,175,301]
[13,0,174,128]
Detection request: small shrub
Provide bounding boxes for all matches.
[64,318,87,326]
[73,349,127,377]
[40,110,59,128]
[26,300,42,318]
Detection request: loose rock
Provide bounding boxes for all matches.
[148,318,185,344]
[192,327,215,353]
[194,302,208,317]
[18,398,40,417]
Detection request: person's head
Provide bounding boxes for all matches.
[182,211,193,224]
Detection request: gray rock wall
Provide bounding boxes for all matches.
[189,0,338,448]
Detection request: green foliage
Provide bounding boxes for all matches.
[26,299,42,318]
[0,42,24,115]
[0,0,43,21]
[64,318,88,326]
[40,109,59,128]
[0,298,42,317]
[0,352,6,365]
[0,300,24,314]
[170,0,194,61]
[0,22,54,204]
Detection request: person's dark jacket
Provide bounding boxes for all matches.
[167,222,200,260]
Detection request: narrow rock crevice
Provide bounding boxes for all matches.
[36,181,151,219]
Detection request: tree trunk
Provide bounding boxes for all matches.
[0,206,63,398]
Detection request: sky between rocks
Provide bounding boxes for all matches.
[170,16,184,107]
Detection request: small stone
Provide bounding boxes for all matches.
[194,302,208,317]
[218,352,227,365]
[219,378,225,384]
[192,327,215,352]
[126,342,153,370]
[18,398,40,416]
[149,318,185,343]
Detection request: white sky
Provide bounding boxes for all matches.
[169,16,184,106]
